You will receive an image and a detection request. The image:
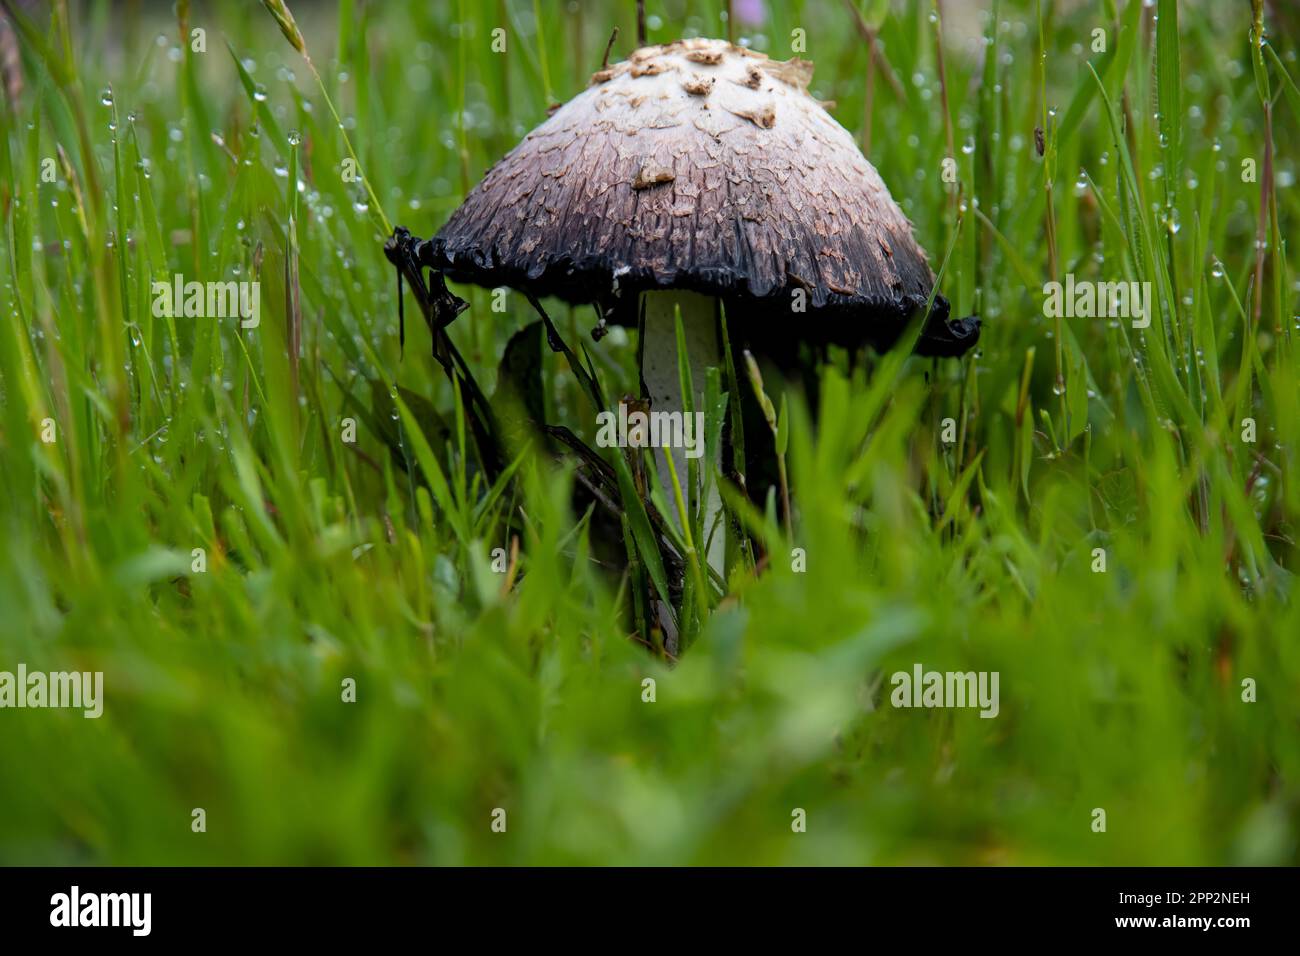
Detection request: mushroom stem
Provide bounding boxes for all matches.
[640,290,725,579]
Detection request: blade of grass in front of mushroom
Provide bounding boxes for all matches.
[701,368,730,588]
[609,439,675,634]
[472,451,527,540]
[671,327,735,592]
[663,307,714,638]
[660,445,700,645]
[742,350,791,543]
[672,306,701,575]
[717,303,754,576]
[619,512,654,653]
[715,466,784,565]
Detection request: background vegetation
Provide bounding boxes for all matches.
[0,0,1296,864]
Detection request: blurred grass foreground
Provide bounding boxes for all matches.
[0,0,1298,865]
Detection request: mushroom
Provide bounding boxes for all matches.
[386,38,978,577]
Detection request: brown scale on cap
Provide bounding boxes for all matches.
[681,73,714,96]
[421,37,978,357]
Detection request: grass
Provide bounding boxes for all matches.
[0,0,1296,865]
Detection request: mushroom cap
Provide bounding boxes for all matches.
[425,37,975,355]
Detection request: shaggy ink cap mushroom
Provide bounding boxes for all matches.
[406,37,979,358]
[385,38,980,578]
